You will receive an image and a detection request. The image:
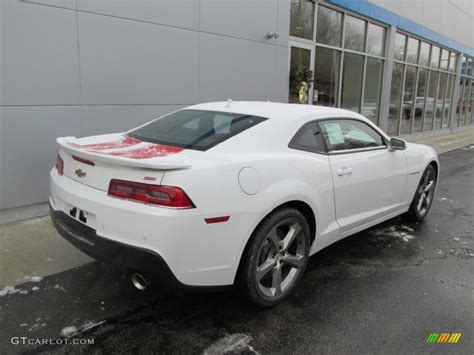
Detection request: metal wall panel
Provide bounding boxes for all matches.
[200,0,280,44]
[77,0,199,31]
[0,107,82,209]
[78,12,199,105]
[198,33,278,102]
[0,0,80,105]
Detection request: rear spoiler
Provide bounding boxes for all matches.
[57,137,191,170]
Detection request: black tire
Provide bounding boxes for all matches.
[237,208,311,307]
[407,164,437,222]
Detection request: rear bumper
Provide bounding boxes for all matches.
[50,205,229,292]
[49,168,257,287]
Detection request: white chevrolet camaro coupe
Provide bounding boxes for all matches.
[50,101,439,307]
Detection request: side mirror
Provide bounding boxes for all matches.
[389,137,406,151]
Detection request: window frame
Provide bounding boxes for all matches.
[289,117,390,155]
[317,117,389,155]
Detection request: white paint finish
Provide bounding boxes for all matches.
[78,12,199,105]
[77,0,199,30]
[80,105,184,136]
[1,106,82,209]
[199,33,277,102]
[49,102,438,286]
[0,0,80,105]
[200,0,280,44]
[238,167,261,195]
[328,149,407,233]
[22,0,76,10]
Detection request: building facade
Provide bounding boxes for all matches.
[0,0,473,223]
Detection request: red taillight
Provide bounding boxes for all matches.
[56,154,64,175]
[108,179,195,209]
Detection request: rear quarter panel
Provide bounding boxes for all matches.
[161,149,337,258]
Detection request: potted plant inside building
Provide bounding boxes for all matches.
[290,65,314,104]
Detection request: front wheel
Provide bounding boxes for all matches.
[237,208,310,307]
[407,164,437,221]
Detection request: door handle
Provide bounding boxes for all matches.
[336,167,352,176]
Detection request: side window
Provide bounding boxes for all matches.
[289,122,324,153]
[319,119,385,152]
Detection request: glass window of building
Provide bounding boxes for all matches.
[448,52,457,72]
[413,68,428,133]
[313,47,340,107]
[461,79,470,125]
[440,49,449,70]
[344,15,366,52]
[424,70,438,131]
[316,6,343,47]
[289,0,315,40]
[467,58,473,76]
[400,65,417,135]
[442,75,454,128]
[406,37,419,64]
[394,33,407,61]
[430,46,440,68]
[388,63,404,136]
[363,58,384,124]
[394,32,457,134]
[366,23,385,57]
[289,4,387,126]
[456,56,473,126]
[289,47,311,103]
[419,42,430,67]
[469,81,474,125]
[341,53,364,112]
[433,72,447,129]
[461,56,467,75]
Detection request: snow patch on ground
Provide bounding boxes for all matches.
[203,334,258,355]
[0,285,21,297]
[60,320,105,338]
[30,276,43,282]
[373,225,415,242]
[437,197,453,203]
[31,286,40,291]
[60,326,78,337]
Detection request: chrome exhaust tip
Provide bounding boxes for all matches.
[131,272,149,291]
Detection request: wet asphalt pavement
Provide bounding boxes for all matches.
[1,147,473,354]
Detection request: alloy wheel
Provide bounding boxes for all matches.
[255,219,306,299]
[416,168,436,217]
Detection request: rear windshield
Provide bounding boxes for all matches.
[127,110,267,151]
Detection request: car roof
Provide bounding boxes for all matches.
[186,101,362,121]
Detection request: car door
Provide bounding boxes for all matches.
[318,118,407,234]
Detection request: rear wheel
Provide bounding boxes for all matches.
[238,208,310,307]
[407,164,437,221]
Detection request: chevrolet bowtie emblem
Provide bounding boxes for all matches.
[75,168,87,178]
